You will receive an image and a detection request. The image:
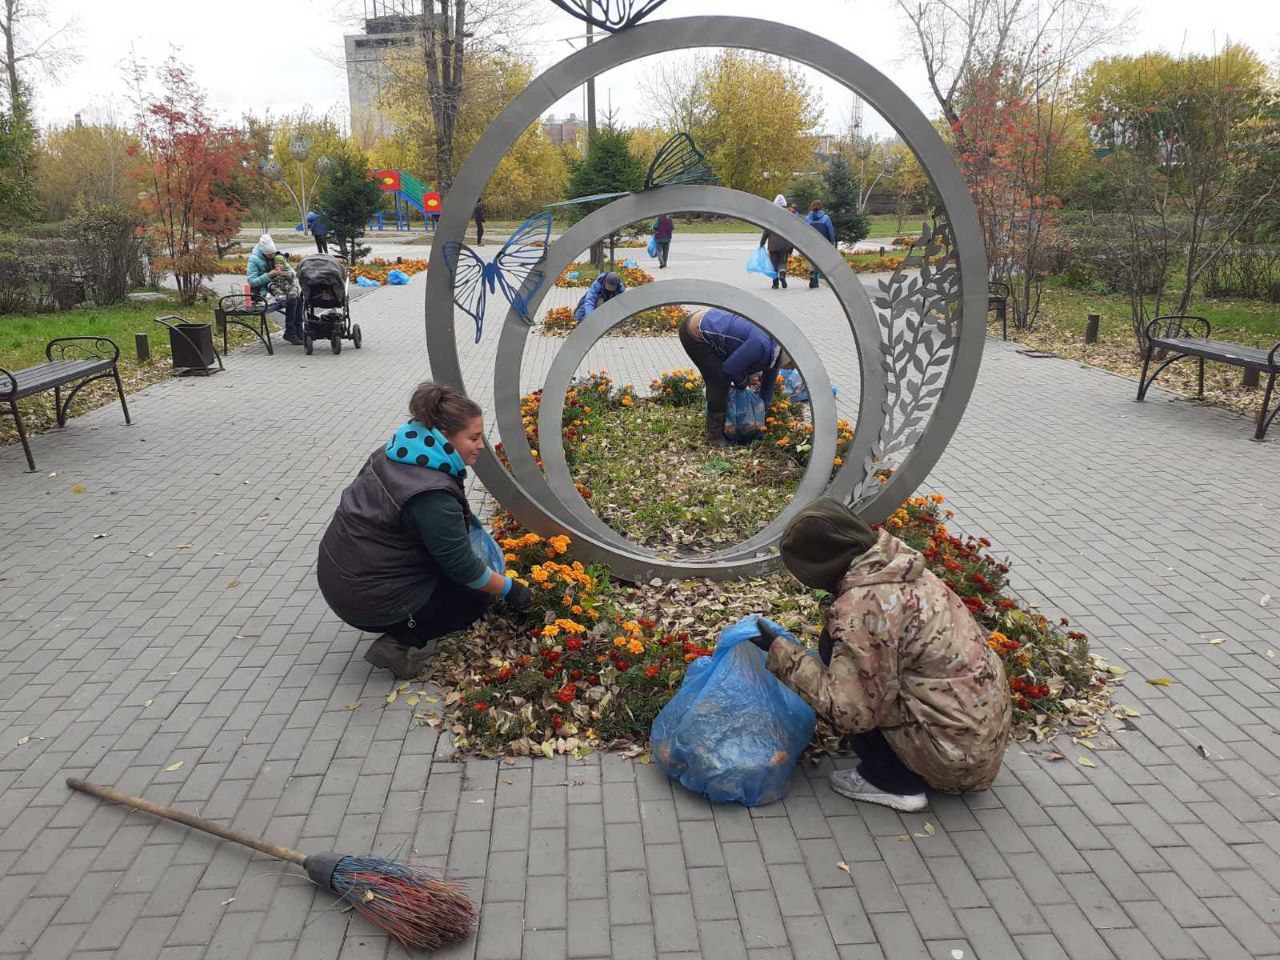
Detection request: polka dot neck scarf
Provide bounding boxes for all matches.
[385,420,468,480]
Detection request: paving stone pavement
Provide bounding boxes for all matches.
[2,234,1279,960]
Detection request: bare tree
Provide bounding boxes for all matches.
[0,0,78,107]
[893,0,1122,145]
[639,53,709,132]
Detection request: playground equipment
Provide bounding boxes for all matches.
[370,169,443,231]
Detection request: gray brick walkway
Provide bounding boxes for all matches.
[2,235,1278,959]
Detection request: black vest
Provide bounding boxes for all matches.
[317,448,471,618]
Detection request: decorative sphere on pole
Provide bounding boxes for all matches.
[288,137,312,163]
[314,156,334,176]
[261,160,283,182]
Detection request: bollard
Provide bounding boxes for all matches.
[1244,367,1260,389]
[135,332,151,363]
[1085,313,1100,344]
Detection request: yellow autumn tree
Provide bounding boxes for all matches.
[378,49,566,217]
[695,52,822,196]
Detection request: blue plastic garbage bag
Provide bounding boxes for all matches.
[747,247,777,279]
[779,369,809,403]
[356,276,381,287]
[623,259,638,268]
[468,516,504,572]
[647,235,659,259]
[724,386,765,443]
[386,269,410,285]
[651,616,816,806]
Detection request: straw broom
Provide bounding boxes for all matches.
[66,778,475,950]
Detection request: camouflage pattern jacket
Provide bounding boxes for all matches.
[767,530,1011,791]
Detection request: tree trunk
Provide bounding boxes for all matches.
[1,0,20,109]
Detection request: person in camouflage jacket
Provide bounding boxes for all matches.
[754,497,1011,810]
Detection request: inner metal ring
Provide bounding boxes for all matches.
[537,279,836,567]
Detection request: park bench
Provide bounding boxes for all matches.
[1,336,132,471]
[988,281,1010,339]
[214,293,279,355]
[1137,315,1280,441]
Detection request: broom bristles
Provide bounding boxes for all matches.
[330,855,476,949]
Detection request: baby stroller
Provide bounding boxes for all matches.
[298,253,363,355]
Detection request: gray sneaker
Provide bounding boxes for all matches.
[363,636,433,679]
[829,768,928,812]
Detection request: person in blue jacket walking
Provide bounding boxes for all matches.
[306,210,329,254]
[246,234,303,344]
[805,200,837,288]
[573,271,625,322]
[678,308,785,446]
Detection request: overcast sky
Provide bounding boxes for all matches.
[34,0,1280,139]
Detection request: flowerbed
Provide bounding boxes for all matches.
[350,258,427,284]
[784,251,944,276]
[554,262,654,288]
[541,303,690,336]
[414,369,1111,757]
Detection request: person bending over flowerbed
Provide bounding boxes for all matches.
[317,383,532,679]
[752,497,1012,812]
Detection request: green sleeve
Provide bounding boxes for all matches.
[402,492,488,588]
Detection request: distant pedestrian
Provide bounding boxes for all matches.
[759,221,795,290]
[306,211,329,254]
[653,214,674,268]
[806,200,837,288]
[473,201,486,246]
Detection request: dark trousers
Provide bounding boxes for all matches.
[314,235,328,254]
[283,297,303,340]
[656,240,670,267]
[678,317,731,421]
[475,221,485,245]
[768,249,790,280]
[349,581,492,649]
[850,728,927,795]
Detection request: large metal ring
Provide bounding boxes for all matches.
[537,279,835,570]
[424,16,987,581]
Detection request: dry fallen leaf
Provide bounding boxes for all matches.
[92,533,107,540]
[952,951,965,960]
[220,897,235,906]
[835,861,850,873]
[1078,757,1097,767]
[1267,650,1275,659]
[165,761,184,772]
[226,579,240,589]
[501,777,513,785]
[344,702,360,711]
[1208,638,1225,645]
[71,485,86,494]
[406,695,421,707]
[386,691,398,705]
[1146,678,1174,686]
[143,699,154,707]
[1262,594,1271,607]
[1120,706,1140,717]
[16,736,29,746]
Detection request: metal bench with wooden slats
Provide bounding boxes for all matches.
[1137,315,1280,441]
[1,336,132,471]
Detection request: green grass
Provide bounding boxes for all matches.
[0,297,272,443]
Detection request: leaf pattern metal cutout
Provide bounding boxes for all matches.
[853,214,962,504]
[547,0,670,32]
[645,132,719,189]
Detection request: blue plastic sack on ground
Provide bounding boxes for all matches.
[623,259,638,268]
[356,276,381,287]
[647,236,659,258]
[780,369,809,403]
[724,387,765,443]
[468,516,504,572]
[386,269,410,285]
[651,616,816,806]
[747,247,777,279]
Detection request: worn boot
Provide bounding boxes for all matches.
[780,273,788,289]
[772,278,779,289]
[363,635,433,679]
[705,411,730,448]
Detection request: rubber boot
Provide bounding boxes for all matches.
[705,411,730,448]
[780,273,788,289]
[772,278,779,289]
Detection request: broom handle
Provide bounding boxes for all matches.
[66,778,307,865]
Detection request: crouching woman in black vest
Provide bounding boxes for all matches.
[318,382,532,679]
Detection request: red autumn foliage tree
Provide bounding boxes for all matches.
[130,59,247,303]
[956,73,1070,331]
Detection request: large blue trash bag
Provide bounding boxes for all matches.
[647,235,659,258]
[651,616,816,806]
[386,269,410,285]
[747,247,777,279]
[468,516,504,572]
[780,369,809,403]
[355,276,381,287]
[724,386,765,443]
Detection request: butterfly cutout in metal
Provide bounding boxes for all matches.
[546,0,669,32]
[545,132,718,209]
[444,212,552,343]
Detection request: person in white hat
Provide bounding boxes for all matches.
[246,234,304,344]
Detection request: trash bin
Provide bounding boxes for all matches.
[155,317,221,375]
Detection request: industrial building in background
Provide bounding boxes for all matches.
[344,0,417,144]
